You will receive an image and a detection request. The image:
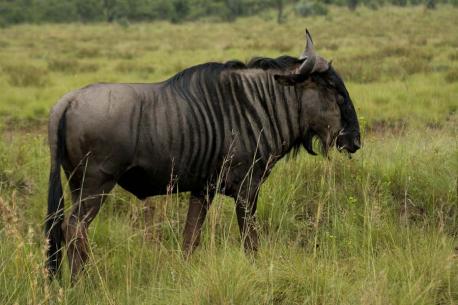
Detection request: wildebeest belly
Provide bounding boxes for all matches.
[117,163,211,200]
[117,166,164,199]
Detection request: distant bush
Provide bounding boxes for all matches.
[347,0,358,11]
[391,0,408,6]
[0,0,455,25]
[40,0,79,22]
[426,0,437,9]
[295,1,329,17]
[365,1,380,10]
[116,17,130,28]
[2,64,49,87]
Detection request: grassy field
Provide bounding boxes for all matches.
[0,5,457,305]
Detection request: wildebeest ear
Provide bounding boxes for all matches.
[274,74,306,86]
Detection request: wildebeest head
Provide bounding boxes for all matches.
[274,30,361,156]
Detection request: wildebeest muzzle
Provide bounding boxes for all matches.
[336,129,361,154]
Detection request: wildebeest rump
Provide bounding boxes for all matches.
[45,30,361,281]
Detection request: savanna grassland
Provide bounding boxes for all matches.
[0,5,457,305]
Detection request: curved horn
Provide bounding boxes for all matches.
[299,29,315,60]
[298,29,330,75]
[298,29,317,75]
[305,29,315,54]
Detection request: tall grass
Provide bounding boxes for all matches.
[0,129,456,304]
[0,5,457,305]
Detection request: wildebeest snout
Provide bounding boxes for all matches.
[336,131,361,154]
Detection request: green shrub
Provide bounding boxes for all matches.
[347,0,359,10]
[391,0,407,6]
[116,17,130,28]
[426,0,437,9]
[295,1,329,17]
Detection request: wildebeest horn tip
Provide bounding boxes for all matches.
[305,29,313,43]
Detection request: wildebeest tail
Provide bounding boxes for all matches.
[45,98,70,278]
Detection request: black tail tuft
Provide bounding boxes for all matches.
[45,111,67,278]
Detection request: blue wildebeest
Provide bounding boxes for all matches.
[45,30,360,281]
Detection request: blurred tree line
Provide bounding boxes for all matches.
[0,0,455,26]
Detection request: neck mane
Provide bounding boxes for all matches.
[164,55,307,162]
[165,55,304,85]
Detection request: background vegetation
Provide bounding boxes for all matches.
[0,4,457,305]
[0,0,457,26]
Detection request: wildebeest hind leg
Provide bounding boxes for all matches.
[182,191,214,257]
[63,175,115,283]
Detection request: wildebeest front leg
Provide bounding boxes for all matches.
[182,191,214,257]
[63,177,114,283]
[235,189,259,253]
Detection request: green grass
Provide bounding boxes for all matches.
[0,5,457,305]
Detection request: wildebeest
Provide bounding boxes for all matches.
[45,30,360,281]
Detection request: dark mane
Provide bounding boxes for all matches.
[165,55,303,86]
[246,56,303,70]
[313,66,349,98]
